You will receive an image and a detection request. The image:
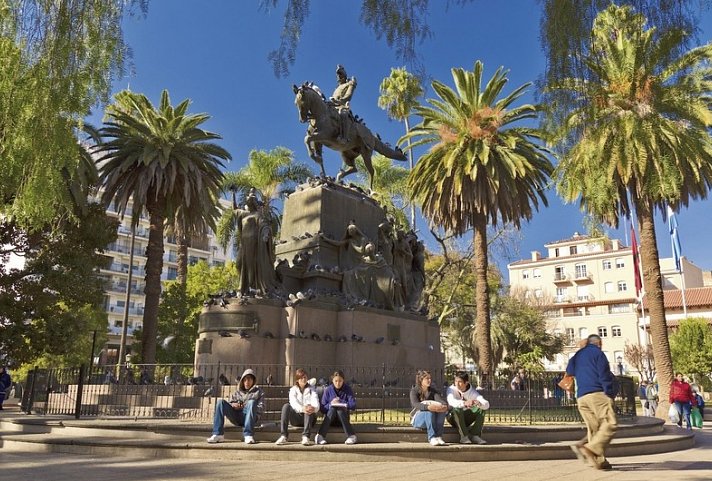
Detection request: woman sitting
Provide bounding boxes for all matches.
[410,369,448,446]
[315,370,357,445]
[275,368,320,445]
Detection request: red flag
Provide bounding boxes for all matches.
[631,225,642,297]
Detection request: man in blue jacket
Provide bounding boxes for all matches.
[567,334,617,470]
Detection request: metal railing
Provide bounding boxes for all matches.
[20,364,637,425]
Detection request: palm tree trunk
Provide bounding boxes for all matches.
[142,203,165,364]
[637,201,674,419]
[473,213,493,387]
[176,220,188,287]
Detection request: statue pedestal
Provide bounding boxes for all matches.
[194,180,444,384]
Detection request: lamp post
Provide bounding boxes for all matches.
[116,226,136,380]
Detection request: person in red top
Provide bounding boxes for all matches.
[669,372,696,429]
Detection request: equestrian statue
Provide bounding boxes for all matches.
[293,65,406,189]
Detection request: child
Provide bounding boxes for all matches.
[315,370,357,445]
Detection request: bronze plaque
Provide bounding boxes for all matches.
[198,311,259,334]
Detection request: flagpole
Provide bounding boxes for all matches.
[680,258,688,317]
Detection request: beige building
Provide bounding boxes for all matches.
[508,232,708,374]
[94,193,232,362]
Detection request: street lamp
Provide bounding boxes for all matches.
[617,356,624,375]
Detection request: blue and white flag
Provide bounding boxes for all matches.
[667,205,683,272]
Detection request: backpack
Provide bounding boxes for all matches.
[646,384,658,401]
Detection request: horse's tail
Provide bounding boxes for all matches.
[374,138,407,161]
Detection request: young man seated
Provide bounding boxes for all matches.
[446,371,490,444]
[207,368,264,444]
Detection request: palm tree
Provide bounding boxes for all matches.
[548,4,712,417]
[216,147,312,250]
[95,89,230,364]
[378,67,424,228]
[355,154,411,228]
[403,61,553,385]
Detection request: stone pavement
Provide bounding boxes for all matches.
[2,422,710,481]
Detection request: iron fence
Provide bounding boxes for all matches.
[20,364,637,425]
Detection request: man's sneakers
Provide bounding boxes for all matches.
[429,437,447,446]
[275,435,288,445]
[315,434,327,445]
[244,435,255,444]
[345,435,358,445]
[571,443,611,470]
[459,435,472,444]
[301,435,312,446]
[206,434,224,444]
[470,435,487,445]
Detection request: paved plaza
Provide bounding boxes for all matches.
[2,419,710,481]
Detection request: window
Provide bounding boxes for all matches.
[576,285,589,301]
[598,326,608,338]
[602,260,612,270]
[612,326,622,337]
[522,270,530,279]
[604,282,614,293]
[570,245,578,255]
[609,303,631,314]
[575,263,587,278]
[556,287,567,302]
[555,266,566,281]
[617,281,627,292]
[534,288,543,298]
[566,328,575,344]
[579,327,588,339]
[554,248,560,257]
[533,268,542,278]
[167,267,178,280]
[615,258,625,268]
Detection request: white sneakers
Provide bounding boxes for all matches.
[460,435,472,444]
[429,437,446,446]
[470,435,487,445]
[345,435,358,445]
[275,435,288,445]
[301,435,312,446]
[206,434,224,444]
[315,434,327,445]
[244,435,255,444]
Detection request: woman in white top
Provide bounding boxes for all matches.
[446,371,490,444]
[275,368,320,445]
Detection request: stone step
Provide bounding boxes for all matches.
[0,417,697,462]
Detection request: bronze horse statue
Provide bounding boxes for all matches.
[293,83,406,189]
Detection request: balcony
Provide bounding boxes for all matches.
[553,272,571,283]
[554,295,571,303]
[572,272,593,283]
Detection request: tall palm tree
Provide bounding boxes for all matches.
[548,4,712,417]
[403,61,553,385]
[378,67,424,228]
[216,147,312,250]
[95,89,230,364]
[355,154,411,228]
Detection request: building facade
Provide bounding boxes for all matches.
[95,194,232,363]
[507,232,707,374]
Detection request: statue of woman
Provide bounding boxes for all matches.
[319,220,369,271]
[235,190,278,296]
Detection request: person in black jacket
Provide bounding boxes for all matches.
[0,366,11,410]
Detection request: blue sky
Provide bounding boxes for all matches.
[97,1,712,279]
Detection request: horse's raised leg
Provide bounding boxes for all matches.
[304,135,326,177]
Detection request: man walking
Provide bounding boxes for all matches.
[567,334,618,470]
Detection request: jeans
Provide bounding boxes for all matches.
[280,402,316,436]
[212,399,259,436]
[447,407,485,437]
[674,400,692,429]
[317,406,355,437]
[412,410,447,440]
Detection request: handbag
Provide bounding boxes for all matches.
[558,373,575,393]
[691,407,703,428]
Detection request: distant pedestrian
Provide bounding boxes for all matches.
[0,366,11,410]
[669,372,695,430]
[645,382,658,417]
[567,334,617,470]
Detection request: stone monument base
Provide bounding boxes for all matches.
[194,299,443,385]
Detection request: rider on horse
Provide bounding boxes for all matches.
[329,65,357,144]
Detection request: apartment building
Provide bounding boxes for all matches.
[96,195,232,362]
[507,232,707,374]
